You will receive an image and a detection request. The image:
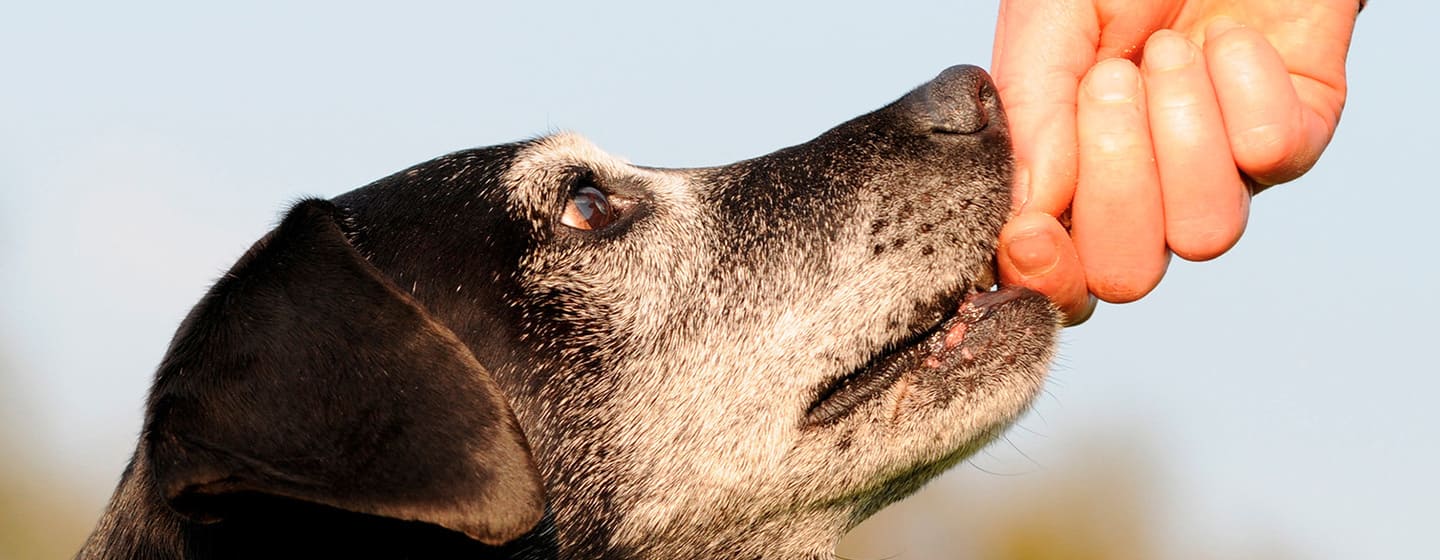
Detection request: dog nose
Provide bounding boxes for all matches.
[916,65,999,135]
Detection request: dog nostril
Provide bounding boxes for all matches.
[921,65,997,135]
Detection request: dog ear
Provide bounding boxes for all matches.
[143,199,544,545]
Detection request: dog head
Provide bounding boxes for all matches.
[105,65,1060,559]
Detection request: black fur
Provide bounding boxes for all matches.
[80,201,545,558]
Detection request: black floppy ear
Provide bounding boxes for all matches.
[143,199,544,545]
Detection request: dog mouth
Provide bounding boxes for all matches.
[802,271,1044,427]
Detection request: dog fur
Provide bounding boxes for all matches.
[79,65,1060,559]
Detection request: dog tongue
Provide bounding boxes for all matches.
[960,287,1028,319]
[942,287,1028,350]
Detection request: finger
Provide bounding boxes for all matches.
[1071,58,1169,303]
[1204,17,1340,186]
[994,1,1183,216]
[992,0,1093,216]
[1141,30,1250,261]
[997,212,1094,325]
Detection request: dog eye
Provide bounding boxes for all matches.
[561,185,617,230]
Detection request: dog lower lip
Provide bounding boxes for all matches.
[803,337,917,428]
[801,288,967,427]
[802,285,1031,428]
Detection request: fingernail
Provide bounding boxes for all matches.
[1145,31,1195,72]
[1085,59,1139,103]
[1006,228,1061,277]
[1205,16,1245,40]
[1064,294,1098,327]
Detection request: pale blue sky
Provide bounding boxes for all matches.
[2,2,1434,558]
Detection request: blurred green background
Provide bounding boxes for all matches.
[2,2,1434,558]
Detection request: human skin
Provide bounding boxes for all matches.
[991,0,1361,324]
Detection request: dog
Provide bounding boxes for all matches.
[78,65,1061,559]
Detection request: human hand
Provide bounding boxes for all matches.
[991,0,1361,324]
